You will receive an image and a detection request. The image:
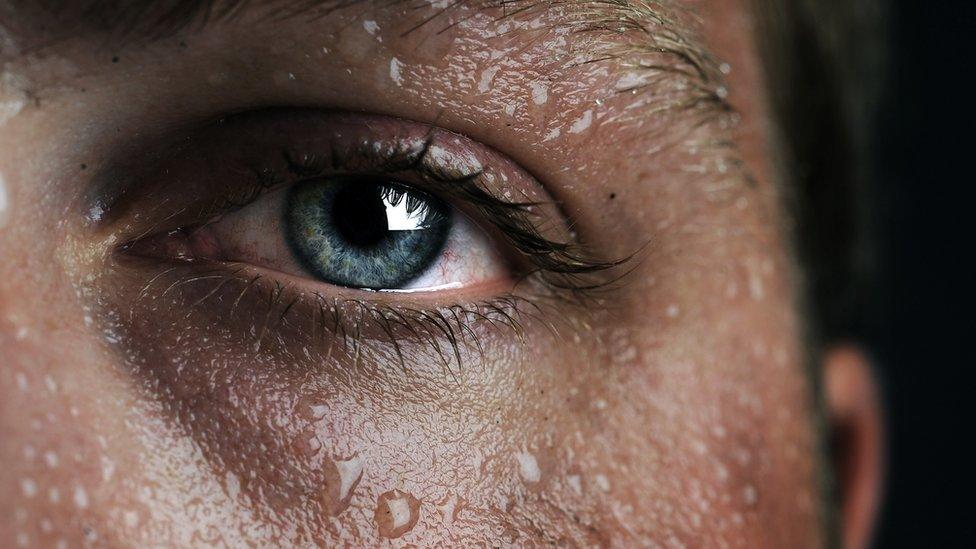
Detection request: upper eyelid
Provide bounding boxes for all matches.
[83,109,542,229]
[228,120,619,280]
[98,109,623,291]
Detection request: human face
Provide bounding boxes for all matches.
[1,0,828,545]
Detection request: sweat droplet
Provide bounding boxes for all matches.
[334,455,364,503]
[374,489,421,539]
[389,58,404,86]
[73,486,89,509]
[0,169,8,229]
[516,451,541,484]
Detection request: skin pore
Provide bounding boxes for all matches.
[0,0,880,546]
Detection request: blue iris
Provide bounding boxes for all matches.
[285,177,451,289]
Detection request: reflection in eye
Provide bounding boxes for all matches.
[286,177,451,290]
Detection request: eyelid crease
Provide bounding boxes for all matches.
[240,131,630,295]
[104,109,635,301]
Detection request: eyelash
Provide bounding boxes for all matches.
[186,130,626,295]
[134,262,557,373]
[114,112,630,369]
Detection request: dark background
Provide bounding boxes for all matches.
[869,0,973,546]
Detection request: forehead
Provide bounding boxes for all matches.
[0,0,716,64]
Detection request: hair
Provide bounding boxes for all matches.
[752,0,887,343]
[750,0,887,544]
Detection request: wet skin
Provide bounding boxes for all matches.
[1,0,825,546]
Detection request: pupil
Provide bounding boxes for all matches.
[330,183,390,248]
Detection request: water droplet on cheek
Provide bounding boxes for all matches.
[0,169,9,229]
[374,489,421,538]
[334,455,364,504]
[516,451,541,484]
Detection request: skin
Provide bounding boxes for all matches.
[0,0,881,546]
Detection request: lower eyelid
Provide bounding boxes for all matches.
[102,255,543,378]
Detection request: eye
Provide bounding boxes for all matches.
[179,174,506,293]
[111,110,615,303]
[286,177,452,290]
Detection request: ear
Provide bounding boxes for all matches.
[823,346,884,549]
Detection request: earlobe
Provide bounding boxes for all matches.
[824,346,885,549]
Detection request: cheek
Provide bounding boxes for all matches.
[80,258,604,543]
